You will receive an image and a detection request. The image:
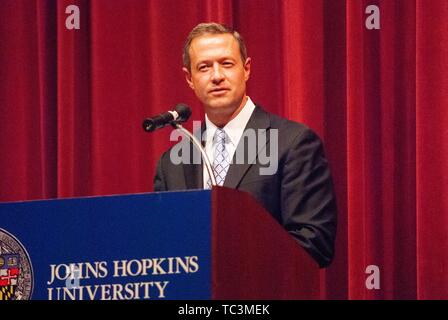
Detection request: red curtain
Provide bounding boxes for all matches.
[1,0,447,299]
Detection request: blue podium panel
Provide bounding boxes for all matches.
[0,190,212,300]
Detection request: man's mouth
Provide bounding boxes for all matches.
[209,88,230,96]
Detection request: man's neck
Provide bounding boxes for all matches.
[206,96,248,128]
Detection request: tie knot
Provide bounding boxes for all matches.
[213,128,227,145]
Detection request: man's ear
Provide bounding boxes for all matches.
[182,67,195,90]
[244,57,251,81]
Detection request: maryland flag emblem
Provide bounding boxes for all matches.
[0,229,33,300]
[0,254,20,300]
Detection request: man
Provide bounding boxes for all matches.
[154,23,337,268]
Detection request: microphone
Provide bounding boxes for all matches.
[142,104,191,132]
[142,103,217,186]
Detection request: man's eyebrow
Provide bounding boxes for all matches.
[196,56,236,64]
[221,57,237,62]
[196,59,211,65]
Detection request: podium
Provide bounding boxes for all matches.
[0,187,319,300]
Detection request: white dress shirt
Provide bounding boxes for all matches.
[203,97,256,188]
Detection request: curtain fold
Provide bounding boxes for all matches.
[416,0,448,300]
[0,0,446,299]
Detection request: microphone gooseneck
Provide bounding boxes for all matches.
[171,122,217,187]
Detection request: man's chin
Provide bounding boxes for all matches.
[204,100,234,113]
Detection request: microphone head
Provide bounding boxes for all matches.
[174,103,191,122]
[142,104,192,133]
[142,118,156,132]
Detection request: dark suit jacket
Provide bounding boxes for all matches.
[154,105,337,267]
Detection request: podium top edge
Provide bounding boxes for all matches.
[0,189,211,205]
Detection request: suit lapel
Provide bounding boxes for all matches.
[224,106,271,188]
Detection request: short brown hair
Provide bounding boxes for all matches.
[183,22,248,71]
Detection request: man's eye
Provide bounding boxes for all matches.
[199,65,209,71]
[223,62,234,67]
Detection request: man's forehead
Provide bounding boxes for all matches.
[189,34,238,59]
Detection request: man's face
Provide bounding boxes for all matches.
[183,33,251,117]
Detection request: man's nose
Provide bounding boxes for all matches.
[211,64,225,83]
